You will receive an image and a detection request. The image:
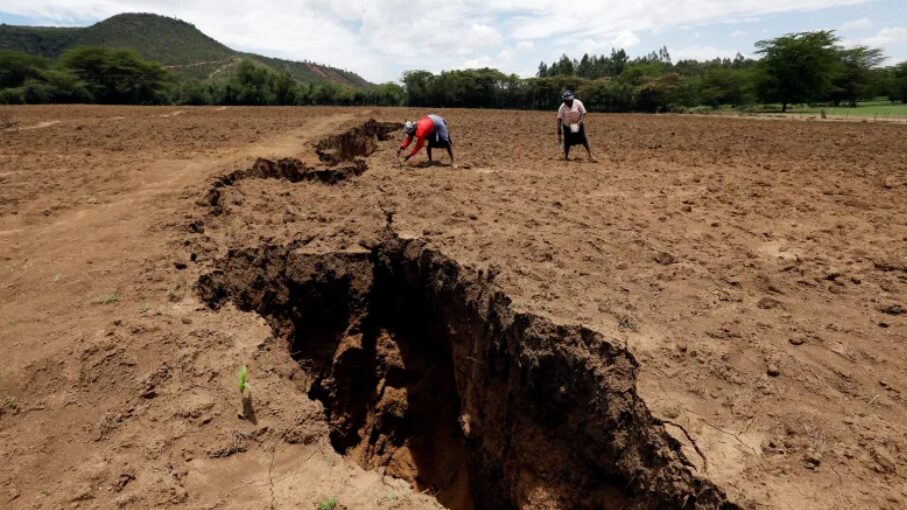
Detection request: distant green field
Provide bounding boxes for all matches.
[787,101,907,117]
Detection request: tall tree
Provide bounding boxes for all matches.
[754,30,840,111]
[0,51,48,88]
[576,54,593,78]
[608,48,629,76]
[894,62,907,103]
[699,68,751,107]
[401,70,435,106]
[830,46,885,106]
[223,59,277,105]
[554,54,575,76]
[57,46,168,104]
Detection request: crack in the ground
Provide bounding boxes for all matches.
[202,119,402,216]
[204,157,368,215]
[196,234,739,510]
[315,119,402,166]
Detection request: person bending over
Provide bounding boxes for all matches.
[396,114,455,167]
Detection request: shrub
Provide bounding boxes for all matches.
[57,46,169,104]
[578,79,634,112]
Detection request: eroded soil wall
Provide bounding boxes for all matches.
[197,237,737,510]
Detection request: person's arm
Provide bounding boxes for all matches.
[396,134,414,157]
[578,101,587,125]
[404,136,426,160]
[556,106,564,143]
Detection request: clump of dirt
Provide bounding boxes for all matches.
[197,236,738,510]
[315,119,402,165]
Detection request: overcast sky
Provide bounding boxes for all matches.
[1,0,905,82]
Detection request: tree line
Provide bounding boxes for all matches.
[2,30,906,112]
[0,47,406,106]
[406,31,905,112]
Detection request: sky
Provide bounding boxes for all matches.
[1,0,905,83]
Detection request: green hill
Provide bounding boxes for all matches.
[0,13,371,87]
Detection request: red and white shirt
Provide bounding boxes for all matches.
[399,116,436,158]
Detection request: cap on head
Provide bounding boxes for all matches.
[562,90,575,101]
[404,121,416,134]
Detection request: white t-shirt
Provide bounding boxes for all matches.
[557,99,586,126]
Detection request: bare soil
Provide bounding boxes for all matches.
[1,105,906,509]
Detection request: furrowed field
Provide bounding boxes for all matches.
[1,105,906,509]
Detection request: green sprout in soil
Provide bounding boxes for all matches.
[238,365,254,421]
[317,497,338,510]
[238,365,250,394]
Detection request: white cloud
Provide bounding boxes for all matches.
[576,38,608,54]
[0,0,881,81]
[731,30,747,37]
[460,48,515,70]
[461,55,494,68]
[674,46,746,61]
[842,26,907,63]
[613,30,640,49]
[858,26,907,47]
[507,0,872,40]
[841,17,872,31]
[468,23,503,49]
[574,31,639,54]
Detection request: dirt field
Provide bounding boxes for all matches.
[1,105,906,509]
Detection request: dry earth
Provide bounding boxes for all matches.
[1,105,906,509]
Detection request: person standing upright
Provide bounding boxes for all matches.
[557,90,595,162]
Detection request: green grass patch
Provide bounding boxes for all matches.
[787,101,907,117]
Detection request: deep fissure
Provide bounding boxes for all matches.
[203,119,401,216]
[197,238,738,510]
[298,251,475,508]
[315,119,402,166]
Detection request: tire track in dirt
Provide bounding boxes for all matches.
[2,120,61,131]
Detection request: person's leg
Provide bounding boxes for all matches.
[582,140,595,160]
[446,143,455,165]
[427,145,433,164]
[580,126,595,161]
[564,141,571,160]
